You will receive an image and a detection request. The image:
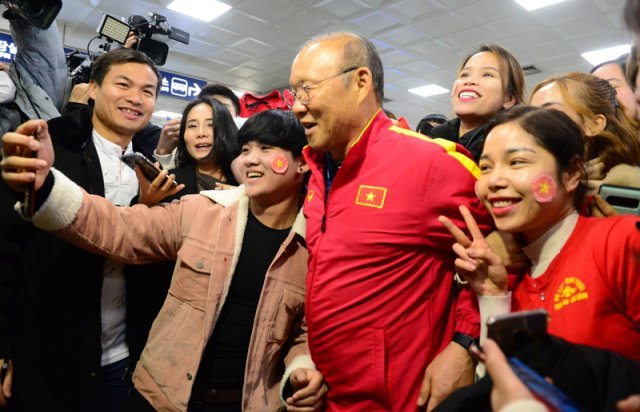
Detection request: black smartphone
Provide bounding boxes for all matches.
[599,184,640,215]
[121,152,177,187]
[508,357,580,411]
[22,126,41,218]
[487,309,548,356]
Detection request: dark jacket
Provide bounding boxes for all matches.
[1,107,165,412]
[428,117,489,163]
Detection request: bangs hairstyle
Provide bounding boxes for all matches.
[237,110,306,157]
[486,106,587,209]
[530,72,640,173]
[175,97,240,184]
[458,44,526,105]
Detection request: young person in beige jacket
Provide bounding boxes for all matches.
[1,110,327,412]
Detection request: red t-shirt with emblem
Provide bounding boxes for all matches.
[511,215,640,360]
[302,110,492,411]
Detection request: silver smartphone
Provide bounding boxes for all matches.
[599,184,640,215]
[121,152,177,187]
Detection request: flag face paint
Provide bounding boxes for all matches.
[532,173,557,203]
[271,153,289,174]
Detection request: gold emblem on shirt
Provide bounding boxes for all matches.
[553,277,589,310]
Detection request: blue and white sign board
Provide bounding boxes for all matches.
[0,32,17,63]
[159,70,207,101]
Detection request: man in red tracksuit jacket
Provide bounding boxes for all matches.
[289,32,492,411]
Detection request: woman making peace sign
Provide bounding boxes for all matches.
[440,105,640,361]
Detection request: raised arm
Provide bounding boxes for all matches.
[1,120,182,264]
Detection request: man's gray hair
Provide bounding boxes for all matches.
[300,32,384,103]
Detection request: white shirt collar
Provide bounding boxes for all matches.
[92,129,133,157]
[522,211,579,278]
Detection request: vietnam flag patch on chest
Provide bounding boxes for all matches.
[355,185,387,209]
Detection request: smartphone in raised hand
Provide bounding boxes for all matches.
[121,152,177,187]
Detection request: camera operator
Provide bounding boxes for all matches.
[0,10,67,138]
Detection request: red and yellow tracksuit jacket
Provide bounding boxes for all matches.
[302,110,492,411]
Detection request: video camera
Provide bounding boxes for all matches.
[68,12,190,85]
[0,0,62,29]
[129,12,189,66]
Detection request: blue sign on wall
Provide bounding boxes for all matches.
[159,70,207,101]
[0,32,17,63]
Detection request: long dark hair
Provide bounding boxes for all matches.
[175,97,240,184]
[486,106,587,209]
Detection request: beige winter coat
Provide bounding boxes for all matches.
[31,170,314,412]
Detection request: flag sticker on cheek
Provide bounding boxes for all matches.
[532,173,557,203]
[271,153,289,174]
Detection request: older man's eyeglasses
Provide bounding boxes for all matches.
[288,66,359,106]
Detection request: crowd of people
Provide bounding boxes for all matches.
[0,1,640,412]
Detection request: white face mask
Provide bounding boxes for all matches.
[0,71,16,103]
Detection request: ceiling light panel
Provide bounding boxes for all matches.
[167,0,231,22]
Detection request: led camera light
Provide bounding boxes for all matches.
[97,14,131,44]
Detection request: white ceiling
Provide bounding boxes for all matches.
[2,0,634,127]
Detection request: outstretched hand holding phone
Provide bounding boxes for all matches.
[1,119,53,194]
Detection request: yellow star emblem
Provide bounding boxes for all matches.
[366,192,375,202]
[539,182,549,194]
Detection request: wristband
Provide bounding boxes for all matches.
[452,332,478,349]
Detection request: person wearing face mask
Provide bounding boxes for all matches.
[0,13,66,137]
[0,64,19,136]
[429,44,525,163]
[0,67,16,103]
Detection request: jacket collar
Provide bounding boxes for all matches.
[200,185,306,240]
[200,184,246,206]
